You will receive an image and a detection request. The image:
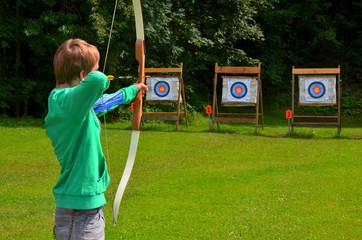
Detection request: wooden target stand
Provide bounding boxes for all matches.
[211,63,264,134]
[291,66,342,136]
[141,63,188,130]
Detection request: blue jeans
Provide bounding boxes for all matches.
[54,206,105,240]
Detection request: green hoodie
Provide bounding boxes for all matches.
[45,71,138,209]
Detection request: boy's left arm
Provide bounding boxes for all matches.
[93,85,139,117]
[118,85,139,104]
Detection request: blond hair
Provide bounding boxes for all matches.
[53,39,100,84]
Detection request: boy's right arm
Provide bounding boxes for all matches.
[67,71,109,119]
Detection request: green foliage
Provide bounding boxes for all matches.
[0,0,361,118]
[140,0,276,109]
[342,89,362,117]
[0,0,112,116]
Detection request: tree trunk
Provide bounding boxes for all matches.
[14,0,21,118]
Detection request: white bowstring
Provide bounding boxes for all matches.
[103,0,119,73]
[102,0,119,177]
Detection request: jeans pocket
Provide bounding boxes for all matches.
[54,216,72,240]
[84,211,105,239]
[54,209,75,240]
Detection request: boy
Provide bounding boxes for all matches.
[45,38,147,239]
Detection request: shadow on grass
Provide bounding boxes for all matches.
[140,121,362,140]
[1,113,361,140]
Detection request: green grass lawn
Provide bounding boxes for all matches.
[0,113,361,239]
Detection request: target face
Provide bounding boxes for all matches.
[299,75,336,105]
[222,77,257,103]
[146,77,180,101]
[154,81,170,97]
[308,82,326,98]
[230,82,248,99]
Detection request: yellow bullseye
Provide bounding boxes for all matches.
[235,86,244,94]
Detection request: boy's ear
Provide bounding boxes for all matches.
[80,70,86,80]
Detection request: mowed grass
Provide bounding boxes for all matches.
[0,114,361,239]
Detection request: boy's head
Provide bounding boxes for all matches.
[53,39,100,85]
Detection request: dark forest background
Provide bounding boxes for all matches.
[0,0,361,118]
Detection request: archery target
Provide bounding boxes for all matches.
[154,81,170,97]
[299,75,336,104]
[308,82,326,98]
[230,82,248,99]
[222,77,257,104]
[146,77,179,101]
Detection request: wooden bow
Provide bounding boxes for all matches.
[112,0,145,226]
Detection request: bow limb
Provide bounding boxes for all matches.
[113,0,145,226]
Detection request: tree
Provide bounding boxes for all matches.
[2,0,358,117]
[248,0,361,108]
[105,0,278,109]
[0,0,116,117]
